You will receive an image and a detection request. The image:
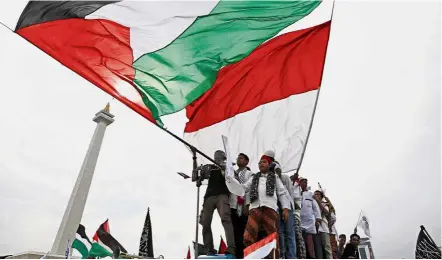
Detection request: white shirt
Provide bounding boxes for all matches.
[293,182,303,218]
[279,173,296,210]
[243,172,290,212]
[317,201,330,233]
[330,212,337,235]
[300,190,321,234]
[229,168,253,209]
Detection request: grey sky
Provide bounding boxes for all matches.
[0,0,440,259]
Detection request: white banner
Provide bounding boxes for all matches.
[222,135,245,197]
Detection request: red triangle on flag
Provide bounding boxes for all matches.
[218,236,227,254]
[186,246,191,259]
[93,219,110,242]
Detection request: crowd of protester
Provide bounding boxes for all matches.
[199,150,361,259]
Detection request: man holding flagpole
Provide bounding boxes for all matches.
[200,150,236,256]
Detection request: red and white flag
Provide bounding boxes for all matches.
[218,236,227,254]
[244,232,277,259]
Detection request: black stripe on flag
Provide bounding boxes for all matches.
[77,224,92,245]
[97,222,127,254]
[15,1,120,31]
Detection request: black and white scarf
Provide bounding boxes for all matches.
[234,168,248,184]
[249,172,276,203]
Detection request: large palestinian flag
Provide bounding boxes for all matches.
[3,0,332,172]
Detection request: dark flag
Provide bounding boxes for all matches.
[139,208,154,258]
[193,242,208,257]
[415,225,442,259]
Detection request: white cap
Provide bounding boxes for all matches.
[264,150,275,158]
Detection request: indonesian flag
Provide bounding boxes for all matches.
[3,0,332,173]
[244,232,278,259]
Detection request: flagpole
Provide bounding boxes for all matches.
[354,210,362,234]
[294,0,336,175]
[158,126,221,168]
[193,148,201,258]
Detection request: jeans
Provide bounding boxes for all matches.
[278,208,296,259]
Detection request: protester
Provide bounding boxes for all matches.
[273,161,296,259]
[337,234,347,259]
[200,150,235,256]
[292,173,307,259]
[341,234,360,259]
[239,153,291,258]
[299,178,322,259]
[229,153,253,258]
[325,196,338,259]
[314,190,333,259]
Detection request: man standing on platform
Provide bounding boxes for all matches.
[229,153,253,258]
[314,190,333,259]
[300,178,322,259]
[200,150,235,256]
[273,161,297,259]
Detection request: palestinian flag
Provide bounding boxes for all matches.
[72,224,112,259]
[3,0,332,172]
[93,219,127,254]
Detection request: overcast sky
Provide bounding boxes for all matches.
[0,0,440,259]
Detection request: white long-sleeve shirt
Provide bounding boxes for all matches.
[293,182,302,218]
[278,173,295,210]
[300,190,321,234]
[242,173,290,212]
[317,202,330,233]
[229,168,253,209]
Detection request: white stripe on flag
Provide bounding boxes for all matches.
[244,233,277,259]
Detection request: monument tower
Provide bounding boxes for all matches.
[50,103,115,255]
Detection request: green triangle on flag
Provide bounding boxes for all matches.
[88,243,113,258]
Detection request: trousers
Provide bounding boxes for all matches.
[201,195,235,253]
[244,207,279,259]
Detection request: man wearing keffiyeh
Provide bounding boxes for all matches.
[229,153,253,258]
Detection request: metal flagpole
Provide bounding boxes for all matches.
[192,148,201,258]
[292,0,337,175]
[158,126,220,168]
